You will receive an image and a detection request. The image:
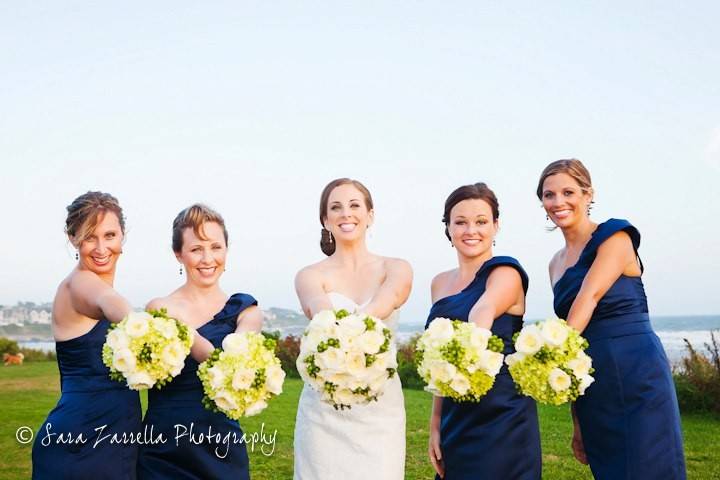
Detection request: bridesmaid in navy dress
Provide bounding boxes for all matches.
[32,192,141,479]
[426,183,541,480]
[137,204,262,480]
[538,159,686,479]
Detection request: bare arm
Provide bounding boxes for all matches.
[362,258,413,319]
[565,231,637,333]
[235,305,263,333]
[295,267,333,319]
[69,270,132,322]
[467,266,523,329]
[147,297,215,363]
[428,273,445,477]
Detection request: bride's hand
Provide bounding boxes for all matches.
[428,425,444,478]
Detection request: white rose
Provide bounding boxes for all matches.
[426,318,455,344]
[315,348,345,373]
[567,351,592,377]
[345,349,368,377]
[450,374,471,396]
[548,368,571,392]
[208,365,227,390]
[106,328,130,350]
[125,312,151,338]
[429,360,457,383]
[337,315,367,341]
[265,365,286,395]
[161,341,186,368]
[310,310,338,334]
[356,330,386,354]
[469,327,491,351]
[541,319,569,347]
[578,374,595,395]
[170,363,183,377]
[515,325,544,354]
[112,348,136,373]
[222,333,250,355]
[301,330,324,353]
[232,368,256,391]
[479,350,504,377]
[153,317,179,339]
[214,390,239,411]
[244,399,268,416]
[127,370,155,390]
[504,352,526,367]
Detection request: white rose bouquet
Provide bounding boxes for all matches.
[297,309,397,410]
[505,318,595,405]
[102,309,193,390]
[197,332,285,419]
[415,317,505,401]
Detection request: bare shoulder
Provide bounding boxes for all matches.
[430,269,455,300]
[549,248,565,270]
[598,230,634,253]
[486,265,522,285]
[295,262,328,287]
[381,257,413,277]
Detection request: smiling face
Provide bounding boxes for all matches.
[541,172,593,229]
[448,198,498,259]
[75,211,124,275]
[323,183,374,244]
[176,221,227,287]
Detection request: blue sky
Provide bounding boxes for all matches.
[1,2,718,323]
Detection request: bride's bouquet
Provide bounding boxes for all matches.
[505,318,594,405]
[297,309,397,410]
[415,317,505,401]
[102,309,193,390]
[197,332,285,419]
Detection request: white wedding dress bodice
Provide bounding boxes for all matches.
[293,292,406,480]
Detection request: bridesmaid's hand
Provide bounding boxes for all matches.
[571,423,588,465]
[428,426,444,478]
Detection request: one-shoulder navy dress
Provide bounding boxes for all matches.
[426,256,542,480]
[32,318,142,479]
[137,293,256,480]
[553,219,686,479]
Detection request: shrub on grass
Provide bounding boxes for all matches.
[674,330,720,414]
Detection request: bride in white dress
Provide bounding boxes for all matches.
[293,178,413,480]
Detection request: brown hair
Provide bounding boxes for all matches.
[318,178,374,256]
[442,183,499,241]
[172,204,228,252]
[536,159,593,200]
[65,191,125,247]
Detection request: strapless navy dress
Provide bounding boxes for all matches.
[553,219,685,479]
[426,256,542,480]
[137,293,256,480]
[32,318,142,479]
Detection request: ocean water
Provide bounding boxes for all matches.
[19,315,720,365]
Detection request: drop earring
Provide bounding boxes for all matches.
[75,252,79,260]
[329,231,334,244]
[179,265,183,275]
[493,239,496,246]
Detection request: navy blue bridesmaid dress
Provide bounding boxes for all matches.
[426,256,542,480]
[553,219,686,479]
[32,318,142,479]
[137,293,256,480]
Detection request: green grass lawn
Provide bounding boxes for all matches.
[2,362,719,479]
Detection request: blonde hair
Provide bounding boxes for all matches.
[172,203,228,252]
[65,191,125,247]
[536,159,593,200]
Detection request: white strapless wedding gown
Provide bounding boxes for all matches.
[293,292,406,480]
